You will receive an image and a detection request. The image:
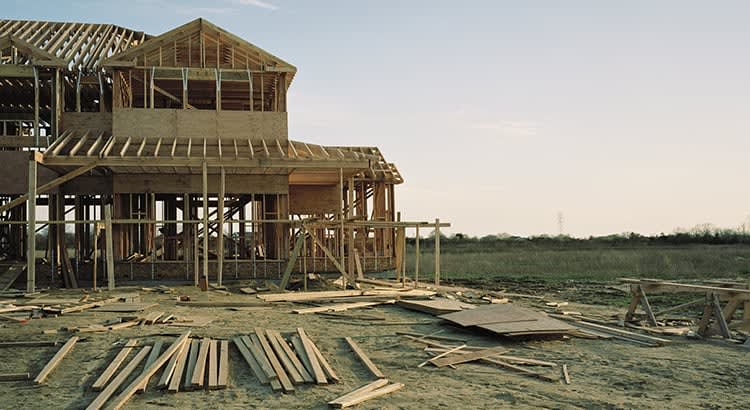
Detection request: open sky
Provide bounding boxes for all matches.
[6,0,750,237]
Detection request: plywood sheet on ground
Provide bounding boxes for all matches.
[478,316,576,335]
[397,299,476,316]
[438,304,541,327]
[94,303,158,312]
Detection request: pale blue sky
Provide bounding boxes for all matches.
[6,1,750,236]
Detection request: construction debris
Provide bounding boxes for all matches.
[328,379,404,408]
[397,298,477,315]
[439,304,577,337]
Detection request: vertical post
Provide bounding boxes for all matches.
[414,225,420,289]
[339,168,345,287]
[247,70,253,111]
[215,69,221,112]
[217,167,225,286]
[92,222,98,291]
[182,68,188,109]
[149,67,155,109]
[98,72,105,113]
[202,162,208,288]
[303,225,308,292]
[75,71,82,112]
[26,160,36,293]
[33,67,39,146]
[104,204,115,290]
[434,218,441,286]
[347,177,355,281]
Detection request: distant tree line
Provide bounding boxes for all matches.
[407,223,750,251]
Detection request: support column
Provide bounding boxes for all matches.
[105,204,115,290]
[414,225,420,289]
[33,67,39,146]
[202,162,208,288]
[217,167,225,286]
[26,161,36,293]
[434,218,441,286]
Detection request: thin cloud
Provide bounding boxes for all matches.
[236,0,279,10]
[470,121,539,138]
[177,7,234,14]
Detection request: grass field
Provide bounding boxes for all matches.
[404,244,750,283]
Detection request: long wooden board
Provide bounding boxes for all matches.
[33,336,78,384]
[191,338,210,387]
[167,342,190,393]
[183,339,200,391]
[244,335,283,391]
[207,340,219,390]
[86,346,151,410]
[92,339,139,391]
[344,336,384,379]
[136,340,163,393]
[331,382,404,408]
[430,347,504,368]
[303,331,339,383]
[217,340,229,389]
[267,330,313,383]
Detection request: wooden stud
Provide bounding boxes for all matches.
[26,160,36,293]
[268,330,313,383]
[92,339,139,391]
[157,340,186,389]
[202,162,208,287]
[207,339,219,389]
[297,328,327,384]
[104,204,115,290]
[86,346,151,410]
[33,336,79,384]
[217,167,225,286]
[183,339,200,391]
[167,341,190,393]
[217,340,229,389]
[191,338,210,387]
[434,218,440,286]
[344,336,384,378]
[136,340,163,393]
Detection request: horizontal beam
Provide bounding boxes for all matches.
[40,157,371,170]
[0,162,98,214]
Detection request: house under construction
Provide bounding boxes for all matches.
[0,18,447,291]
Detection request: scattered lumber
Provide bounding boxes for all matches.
[239,287,257,295]
[267,329,313,383]
[167,341,190,393]
[108,332,191,410]
[293,300,395,315]
[258,289,435,303]
[92,339,139,391]
[419,344,466,368]
[233,336,269,385]
[207,340,219,390]
[86,345,151,410]
[562,364,571,385]
[395,331,467,343]
[183,340,200,391]
[176,301,270,308]
[191,338,211,388]
[33,335,79,384]
[217,340,229,389]
[328,379,404,408]
[344,337,385,379]
[550,314,670,346]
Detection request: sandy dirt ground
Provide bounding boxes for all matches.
[1,282,749,410]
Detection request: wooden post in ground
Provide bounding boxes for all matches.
[105,204,115,290]
[202,162,208,289]
[339,168,346,287]
[434,218,441,286]
[26,160,36,293]
[217,167,225,286]
[33,67,39,146]
[92,222,97,291]
[414,225,420,289]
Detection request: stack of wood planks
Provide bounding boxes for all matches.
[549,314,672,347]
[233,327,338,393]
[84,332,230,409]
[439,304,577,337]
[397,298,477,316]
[64,311,178,333]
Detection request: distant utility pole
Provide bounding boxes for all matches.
[557,211,565,236]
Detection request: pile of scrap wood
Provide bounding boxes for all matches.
[233,328,338,393]
[439,304,579,338]
[0,337,79,384]
[0,295,121,320]
[403,332,561,382]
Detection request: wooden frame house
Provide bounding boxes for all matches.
[0,18,446,291]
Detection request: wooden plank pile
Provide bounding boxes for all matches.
[84,332,230,409]
[233,327,338,393]
[439,304,577,337]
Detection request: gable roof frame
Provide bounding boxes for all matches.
[102,18,296,81]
